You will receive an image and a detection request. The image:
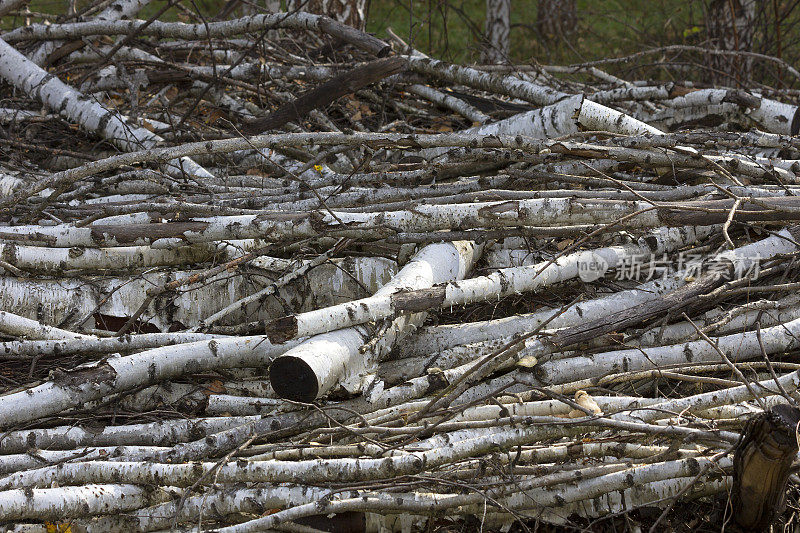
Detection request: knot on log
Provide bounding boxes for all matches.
[732,404,800,531]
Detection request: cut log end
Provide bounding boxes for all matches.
[270,355,319,403]
[732,403,800,531]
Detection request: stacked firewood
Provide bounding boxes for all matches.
[1,2,800,531]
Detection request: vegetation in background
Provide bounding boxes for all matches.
[4,0,800,89]
[366,0,800,88]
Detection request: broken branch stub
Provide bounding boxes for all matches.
[732,404,800,531]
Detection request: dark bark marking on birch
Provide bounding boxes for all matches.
[792,106,800,136]
[50,362,116,388]
[391,286,446,314]
[658,197,800,226]
[547,269,728,350]
[89,221,209,244]
[265,315,299,344]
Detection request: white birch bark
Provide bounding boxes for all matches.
[406,84,489,124]
[0,423,728,490]
[406,55,569,106]
[0,241,221,273]
[0,484,173,520]
[0,254,395,332]
[397,223,710,312]
[0,311,88,340]
[706,0,756,84]
[0,335,298,429]
[0,37,211,179]
[29,0,152,66]
[0,415,263,454]
[0,332,226,360]
[0,446,170,475]
[194,241,351,330]
[632,371,800,423]
[8,130,794,210]
[285,0,367,30]
[207,457,728,532]
[407,224,798,359]
[269,241,480,401]
[70,485,330,532]
[3,13,387,55]
[633,295,800,346]
[0,198,668,247]
[661,88,799,134]
[538,318,800,385]
[747,95,799,135]
[403,274,685,357]
[269,241,479,341]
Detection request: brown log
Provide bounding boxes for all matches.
[243,56,406,134]
[733,404,800,531]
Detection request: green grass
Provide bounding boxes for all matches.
[365,0,699,65]
[364,0,800,88]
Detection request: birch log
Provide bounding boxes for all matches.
[2,12,389,56]
[391,224,711,314]
[0,336,298,429]
[0,484,173,520]
[0,37,211,179]
[269,241,480,401]
[12,195,800,248]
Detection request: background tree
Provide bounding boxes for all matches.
[536,0,577,42]
[705,0,757,86]
[482,0,510,64]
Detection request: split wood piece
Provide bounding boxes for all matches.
[243,57,407,134]
[733,404,800,531]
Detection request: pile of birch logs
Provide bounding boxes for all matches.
[2,3,800,531]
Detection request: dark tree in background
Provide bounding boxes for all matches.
[705,0,756,85]
[536,0,577,42]
[482,0,510,64]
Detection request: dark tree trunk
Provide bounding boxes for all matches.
[482,0,511,64]
[706,0,756,86]
[536,0,577,42]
